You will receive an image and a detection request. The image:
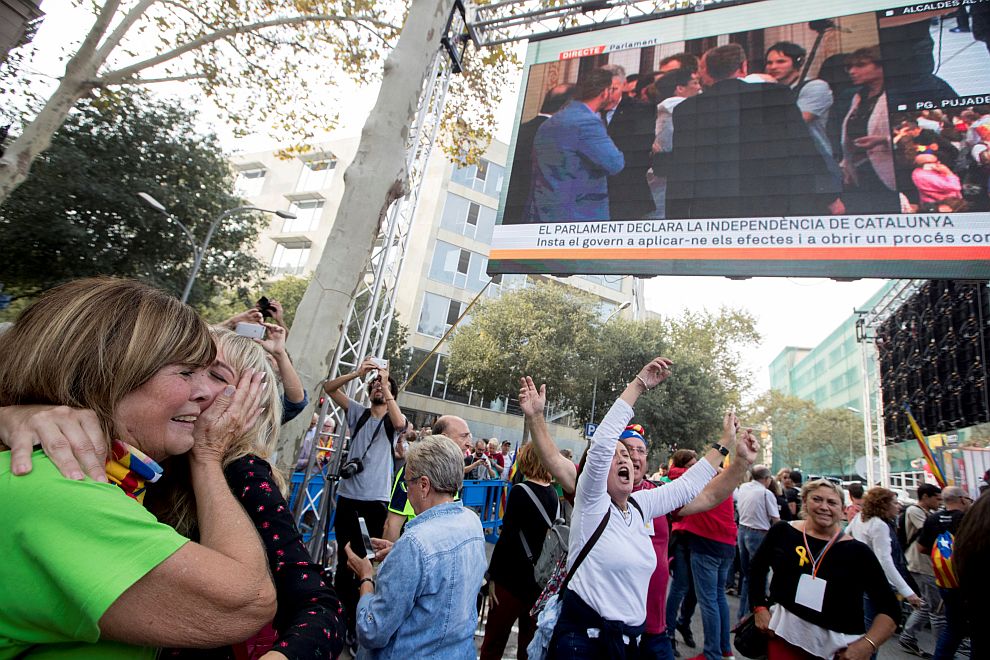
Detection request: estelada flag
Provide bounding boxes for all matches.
[931,530,960,589]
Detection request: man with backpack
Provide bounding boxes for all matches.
[899,483,943,658]
[917,487,973,660]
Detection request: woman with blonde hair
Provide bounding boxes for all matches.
[751,479,900,659]
[0,277,276,657]
[481,441,559,659]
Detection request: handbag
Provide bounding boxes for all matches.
[731,614,768,660]
[526,510,610,660]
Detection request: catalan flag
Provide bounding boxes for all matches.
[931,530,959,589]
[904,406,947,488]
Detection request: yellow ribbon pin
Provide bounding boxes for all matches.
[795,546,810,567]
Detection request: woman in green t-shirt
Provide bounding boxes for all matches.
[0,277,276,658]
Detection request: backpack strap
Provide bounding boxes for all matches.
[517,483,558,564]
[559,510,610,593]
[517,483,555,527]
[905,505,926,549]
[350,409,373,438]
[628,496,644,519]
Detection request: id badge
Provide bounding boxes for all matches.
[644,517,655,536]
[794,573,826,612]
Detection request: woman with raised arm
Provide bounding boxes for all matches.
[526,357,758,659]
[520,366,755,660]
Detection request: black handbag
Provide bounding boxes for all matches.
[731,613,768,660]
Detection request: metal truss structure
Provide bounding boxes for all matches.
[468,0,739,47]
[296,0,744,559]
[854,280,925,487]
[297,36,458,561]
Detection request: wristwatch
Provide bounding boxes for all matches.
[711,442,729,456]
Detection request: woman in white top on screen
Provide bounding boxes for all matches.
[545,357,759,659]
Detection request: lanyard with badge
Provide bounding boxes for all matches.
[793,525,842,613]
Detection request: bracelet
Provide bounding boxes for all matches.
[635,375,651,391]
[753,606,768,613]
[861,636,878,653]
[359,577,375,589]
[711,442,729,456]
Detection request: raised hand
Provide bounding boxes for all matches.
[735,427,759,465]
[255,322,286,356]
[635,357,674,391]
[518,377,546,417]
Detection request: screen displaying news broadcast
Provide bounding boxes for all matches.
[489,0,990,279]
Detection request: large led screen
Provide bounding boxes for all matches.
[489,0,990,278]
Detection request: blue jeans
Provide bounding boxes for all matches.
[665,538,698,635]
[934,588,965,660]
[691,549,733,660]
[736,526,767,621]
[639,630,675,660]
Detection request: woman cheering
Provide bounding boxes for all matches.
[750,480,900,659]
[548,357,759,658]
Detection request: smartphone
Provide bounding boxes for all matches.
[357,516,375,560]
[234,322,265,339]
[371,357,389,370]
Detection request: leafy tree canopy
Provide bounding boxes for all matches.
[447,281,761,464]
[0,90,267,303]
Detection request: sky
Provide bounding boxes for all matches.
[24,1,896,396]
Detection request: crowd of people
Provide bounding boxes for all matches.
[0,276,987,660]
[503,36,990,224]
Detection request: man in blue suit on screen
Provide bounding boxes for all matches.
[525,67,625,223]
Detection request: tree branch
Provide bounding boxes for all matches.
[94,0,159,62]
[109,73,208,85]
[98,13,401,86]
[65,0,125,77]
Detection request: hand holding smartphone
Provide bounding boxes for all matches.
[357,516,376,560]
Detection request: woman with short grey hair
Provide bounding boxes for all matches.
[344,435,486,659]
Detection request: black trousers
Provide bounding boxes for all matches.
[333,495,387,637]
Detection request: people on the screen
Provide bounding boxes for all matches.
[603,64,659,220]
[839,47,900,214]
[525,67,625,223]
[647,68,702,218]
[665,43,843,219]
[502,83,574,225]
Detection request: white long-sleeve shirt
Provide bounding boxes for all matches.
[568,398,716,626]
[846,513,915,598]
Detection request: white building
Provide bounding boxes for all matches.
[231,138,642,451]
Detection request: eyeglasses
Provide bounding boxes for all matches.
[404,474,425,489]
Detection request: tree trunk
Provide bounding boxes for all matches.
[0,74,97,205]
[282,0,454,448]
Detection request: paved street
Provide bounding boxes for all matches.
[471,588,948,659]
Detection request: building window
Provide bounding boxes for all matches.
[270,244,311,277]
[475,160,488,183]
[295,157,336,192]
[235,168,266,197]
[284,199,324,232]
[456,249,470,275]
[450,160,505,197]
[417,292,465,338]
[439,193,496,243]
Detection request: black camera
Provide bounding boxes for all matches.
[256,296,276,319]
[340,457,364,479]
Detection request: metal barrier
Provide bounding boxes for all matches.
[288,473,508,545]
[289,470,335,544]
[462,479,507,543]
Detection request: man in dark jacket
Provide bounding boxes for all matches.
[666,44,842,220]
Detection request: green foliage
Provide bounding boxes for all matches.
[0,90,267,303]
[447,281,600,401]
[744,390,862,476]
[200,275,312,327]
[447,282,761,466]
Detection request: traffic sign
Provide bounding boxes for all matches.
[584,423,598,438]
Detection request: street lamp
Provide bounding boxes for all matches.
[589,300,631,428]
[138,193,296,303]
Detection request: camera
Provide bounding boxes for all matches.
[340,457,364,479]
[256,296,276,319]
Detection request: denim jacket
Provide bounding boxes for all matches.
[356,501,486,659]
